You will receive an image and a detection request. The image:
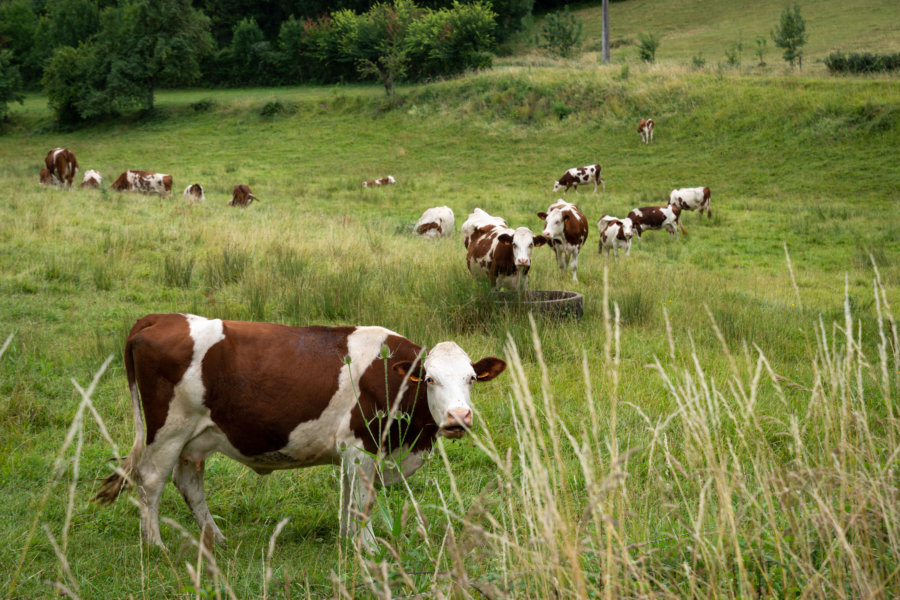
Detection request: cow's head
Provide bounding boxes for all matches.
[394,343,505,438]
[498,227,546,268]
[539,206,572,243]
[552,181,565,193]
[619,218,636,239]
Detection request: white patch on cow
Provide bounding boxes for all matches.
[82,169,102,185]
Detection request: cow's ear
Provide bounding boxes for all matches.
[537,212,547,221]
[393,361,423,382]
[533,235,547,247]
[498,233,513,245]
[472,357,506,382]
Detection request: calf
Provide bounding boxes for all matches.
[45,147,79,190]
[537,200,589,281]
[415,206,455,239]
[111,170,173,196]
[230,184,259,207]
[638,118,654,144]
[552,164,605,193]
[39,168,52,186]
[363,176,396,187]
[94,313,506,549]
[597,216,635,260]
[627,204,683,239]
[183,183,205,202]
[464,209,545,290]
[669,186,711,219]
[80,170,102,189]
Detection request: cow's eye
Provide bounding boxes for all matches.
[469,375,477,384]
[424,376,435,385]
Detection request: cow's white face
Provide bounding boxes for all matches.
[552,181,565,192]
[507,227,544,268]
[541,208,568,242]
[417,342,505,438]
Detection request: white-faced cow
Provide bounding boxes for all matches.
[627,204,684,239]
[415,206,455,239]
[39,167,52,186]
[183,183,205,203]
[638,118,654,144]
[669,186,711,219]
[552,164,605,193]
[80,170,102,189]
[111,170,173,196]
[94,313,506,549]
[537,200,589,281]
[45,147,79,190]
[597,216,635,260]
[463,209,546,290]
[230,184,259,207]
[363,176,396,187]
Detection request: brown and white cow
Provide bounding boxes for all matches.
[45,147,79,190]
[638,118,654,144]
[415,206,455,239]
[597,216,635,260]
[363,176,396,187]
[537,200,589,281]
[39,167,52,186]
[230,184,259,207]
[94,313,506,549]
[111,170,173,196]
[669,186,711,219]
[463,209,546,290]
[80,169,102,189]
[552,164,605,193]
[183,183,205,202]
[627,204,684,239]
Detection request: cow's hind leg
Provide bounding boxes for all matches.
[341,446,377,549]
[173,460,226,546]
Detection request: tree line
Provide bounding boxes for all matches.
[1,0,571,123]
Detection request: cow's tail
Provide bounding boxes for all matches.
[93,336,145,504]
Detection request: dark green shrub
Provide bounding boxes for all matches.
[538,6,583,58]
[637,31,660,62]
[825,51,900,74]
[0,50,25,121]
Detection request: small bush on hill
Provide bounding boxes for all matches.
[637,31,660,62]
[825,51,900,74]
[538,6,583,58]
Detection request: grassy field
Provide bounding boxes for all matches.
[1,52,899,600]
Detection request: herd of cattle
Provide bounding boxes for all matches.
[40,147,260,207]
[411,118,711,288]
[41,118,713,549]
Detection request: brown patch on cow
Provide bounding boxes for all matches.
[349,335,439,455]
[39,167,52,185]
[125,314,194,445]
[562,207,589,247]
[81,177,100,189]
[45,148,78,189]
[230,184,258,207]
[416,222,441,235]
[200,322,352,456]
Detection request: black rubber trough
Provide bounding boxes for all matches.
[492,290,584,320]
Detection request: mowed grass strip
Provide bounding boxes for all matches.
[0,68,898,597]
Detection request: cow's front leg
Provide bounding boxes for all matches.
[379,450,426,487]
[568,252,579,281]
[341,445,377,549]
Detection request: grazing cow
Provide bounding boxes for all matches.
[230,184,259,207]
[93,313,506,549]
[669,186,711,219]
[44,147,79,190]
[39,168,52,186]
[638,118,654,144]
[552,164,605,193]
[415,206,455,239]
[111,170,173,196]
[363,176,396,187]
[80,170,102,189]
[597,216,635,260]
[183,183,205,203]
[464,209,546,290]
[627,204,684,239]
[462,208,507,249]
[537,200,589,281]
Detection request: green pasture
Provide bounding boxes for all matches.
[1,67,898,597]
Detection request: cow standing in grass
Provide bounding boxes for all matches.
[45,147,78,190]
[552,164,605,193]
[638,118,654,144]
[464,209,546,290]
[93,313,506,549]
[538,200,589,281]
[670,186,712,219]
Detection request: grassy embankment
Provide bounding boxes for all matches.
[1,68,898,598]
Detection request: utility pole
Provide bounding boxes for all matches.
[602,0,610,62]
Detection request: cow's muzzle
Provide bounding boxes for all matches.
[440,409,473,438]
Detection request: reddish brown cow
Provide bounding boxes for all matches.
[627,204,684,239]
[638,118,654,144]
[93,314,506,549]
[80,170,102,189]
[44,148,79,190]
[463,209,546,290]
[111,170,173,196]
[363,176,396,187]
[230,184,259,207]
[537,200,589,281]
